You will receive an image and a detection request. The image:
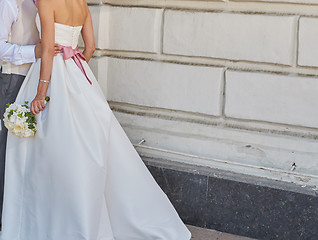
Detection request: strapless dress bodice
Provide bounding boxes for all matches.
[35,14,82,49]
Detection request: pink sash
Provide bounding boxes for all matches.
[60,45,92,85]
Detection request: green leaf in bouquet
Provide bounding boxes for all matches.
[25,112,36,123]
[22,101,30,109]
[28,124,35,130]
[8,109,14,118]
[45,96,50,102]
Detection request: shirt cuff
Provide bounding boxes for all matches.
[20,45,36,64]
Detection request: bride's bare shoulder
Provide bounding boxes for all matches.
[37,0,55,8]
[37,0,55,5]
[37,0,87,9]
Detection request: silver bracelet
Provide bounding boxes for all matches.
[39,79,50,83]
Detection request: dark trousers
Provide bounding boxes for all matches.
[0,73,25,221]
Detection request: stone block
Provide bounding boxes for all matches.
[225,70,318,128]
[107,58,224,116]
[298,17,318,67]
[163,11,297,65]
[107,6,163,52]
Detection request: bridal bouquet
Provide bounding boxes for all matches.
[3,97,50,138]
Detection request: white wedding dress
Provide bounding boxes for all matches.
[0,15,191,240]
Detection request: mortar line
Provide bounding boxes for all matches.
[87,1,318,17]
[110,101,318,139]
[220,68,226,118]
[92,50,318,78]
[160,8,165,55]
[293,16,301,67]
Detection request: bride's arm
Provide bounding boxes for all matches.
[81,6,95,62]
[31,0,55,115]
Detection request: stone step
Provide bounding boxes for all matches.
[188,225,257,240]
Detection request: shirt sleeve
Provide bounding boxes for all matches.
[0,0,36,65]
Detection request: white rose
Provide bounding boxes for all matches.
[4,121,14,131]
[15,132,23,138]
[17,105,27,113]
[23,128,35,138]
[9,114,17,123]
[4,103,36,138]
[12,119,25,134]
[3,111,9,118]
[7,103,18,112]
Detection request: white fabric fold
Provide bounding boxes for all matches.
[0,19,191,240]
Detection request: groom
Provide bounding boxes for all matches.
[0,0,40,223]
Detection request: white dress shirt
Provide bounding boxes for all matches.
[0,0,36,67]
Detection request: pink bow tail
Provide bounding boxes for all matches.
[60,45,92,85]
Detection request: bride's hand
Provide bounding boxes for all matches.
[31,95,46,115]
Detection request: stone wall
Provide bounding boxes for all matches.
[85,0,318,189]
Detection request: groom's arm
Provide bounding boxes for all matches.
[0,0,36,65]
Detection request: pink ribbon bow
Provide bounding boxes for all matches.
[33,0,37,7]
[60,45,92,85]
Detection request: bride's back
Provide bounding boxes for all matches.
[37,0,95,62]
[53,0,88,27]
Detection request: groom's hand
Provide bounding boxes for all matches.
[35,41,61,58]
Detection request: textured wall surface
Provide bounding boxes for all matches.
[85,0,318,189]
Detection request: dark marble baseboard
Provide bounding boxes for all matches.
[143,158,318,240]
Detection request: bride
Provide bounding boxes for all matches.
[0,0,191,239]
